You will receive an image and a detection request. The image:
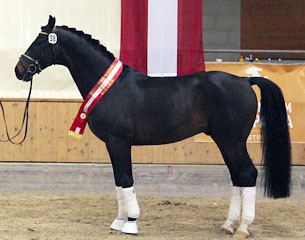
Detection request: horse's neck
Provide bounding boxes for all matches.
[57,30,113,98]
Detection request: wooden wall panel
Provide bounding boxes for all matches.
[241,0,305,59]
[0,100,303,165]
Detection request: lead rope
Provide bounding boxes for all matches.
[0,79,33,145]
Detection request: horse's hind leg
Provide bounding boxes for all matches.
[106,137,140,234]
[215,140,257,237]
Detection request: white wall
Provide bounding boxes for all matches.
[0,0,121,98]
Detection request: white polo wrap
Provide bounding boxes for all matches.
[115,186,127,219]
[122,186,140,219]
[227,186,242,222]
[241,186,256,225]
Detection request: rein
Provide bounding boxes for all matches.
[0,79,33,145]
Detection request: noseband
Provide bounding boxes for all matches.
[20,53,42,77]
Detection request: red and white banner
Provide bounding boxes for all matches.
[69,59,123,139]
[1,1,204,99]
[120,0,205,76]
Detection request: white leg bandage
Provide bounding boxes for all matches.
[227,186,242,223]
[122,186,140,219]
[237,186,256,235]
[111,187,128,231]
[115,187,127,219]
[222,186,241,233]
[241,187,256,225]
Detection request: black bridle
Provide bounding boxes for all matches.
[0,30,56,144]
[19,53,42,80]
[19,30,56,81]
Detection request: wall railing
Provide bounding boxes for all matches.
[204,49,305,54]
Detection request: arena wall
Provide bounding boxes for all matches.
[0,99,304,165]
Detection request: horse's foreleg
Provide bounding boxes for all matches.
[107,147,128,231]
[106,138,140,234]
[121,186,140,234]
[110,187,140,234]
[110,186,127,231]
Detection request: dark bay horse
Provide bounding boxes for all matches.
[15,16,291,237]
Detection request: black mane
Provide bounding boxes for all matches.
[59,25,115,60]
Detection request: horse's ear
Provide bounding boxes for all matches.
[41,16,56,33]
[47,15,56,29]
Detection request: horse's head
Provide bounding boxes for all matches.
[15,16,57,82]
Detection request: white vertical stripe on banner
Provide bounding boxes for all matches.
[147,0,178,77]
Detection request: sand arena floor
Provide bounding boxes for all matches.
[0,193,304,240]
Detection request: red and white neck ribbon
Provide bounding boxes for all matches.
[69,59,123,139]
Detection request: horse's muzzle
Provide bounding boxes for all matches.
[15,62,25,80]
[15,60,33,82]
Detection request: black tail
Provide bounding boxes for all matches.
[249,77,291,198]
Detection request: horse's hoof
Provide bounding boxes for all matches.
[121,221,138,235]
[234,230,250,239]
[220,226,234,235]
[110,218,126,231]
[221,221,235,235]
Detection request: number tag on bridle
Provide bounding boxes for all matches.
[48,33,57,44]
